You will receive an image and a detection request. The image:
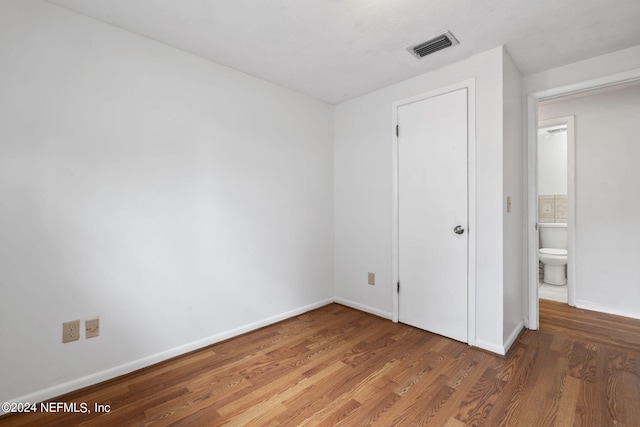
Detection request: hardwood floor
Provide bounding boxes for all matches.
[2,300,639,426]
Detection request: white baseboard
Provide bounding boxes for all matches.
[2,298,334,414]
[335,297,511,355]
[575,299,640,320]
[474,339,506,356]
[475,321,524,356]
[333,297,393,320]
[503,321,525,354]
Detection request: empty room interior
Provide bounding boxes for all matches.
[1,0,640,425]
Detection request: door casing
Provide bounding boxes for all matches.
[525,70,640,329]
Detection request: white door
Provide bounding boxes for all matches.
[397,88,468,342]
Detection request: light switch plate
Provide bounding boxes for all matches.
[368,272,375,285]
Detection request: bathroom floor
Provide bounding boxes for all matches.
[539,281,568,303]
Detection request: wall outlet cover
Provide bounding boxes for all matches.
[85,318,100,339]
[368,272,375,285]
[62,320,80,343]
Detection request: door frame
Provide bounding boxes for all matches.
[525,69,640,329]
[391,80,477,347]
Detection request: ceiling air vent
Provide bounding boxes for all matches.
[408,31,459,59]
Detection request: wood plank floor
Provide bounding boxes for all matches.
[2,300,639,426]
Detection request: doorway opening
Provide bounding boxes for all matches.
[526,72,640,330]
[536,116,574,306]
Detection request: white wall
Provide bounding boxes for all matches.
[538,132,568,195]
[525,45,640,95]
[334,47,508,353]
[539,84,640,317]
[502,51,524,346]
[0,0,334,405]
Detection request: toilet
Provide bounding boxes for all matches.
[538,223,568,285]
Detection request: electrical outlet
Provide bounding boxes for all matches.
[62,320,80,343]
[85,318,100,339]
[368,272,375,285]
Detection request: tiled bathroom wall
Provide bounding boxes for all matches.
[538,194,568,223]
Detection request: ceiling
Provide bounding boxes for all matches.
[47,0,640,105]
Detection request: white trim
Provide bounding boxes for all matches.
[575,300,640,321]
[1,298,334,414]
[334,297,393,319]
[467,81,477,347]
[390,79,477,346]
[503,321,525,354]
[525,68,640,329]
[391,98,400,323]
[474,339,506,356]
[526,94,540,329]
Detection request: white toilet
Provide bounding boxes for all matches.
[539,223,568,285]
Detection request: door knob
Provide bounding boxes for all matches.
[453,225,465,235]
